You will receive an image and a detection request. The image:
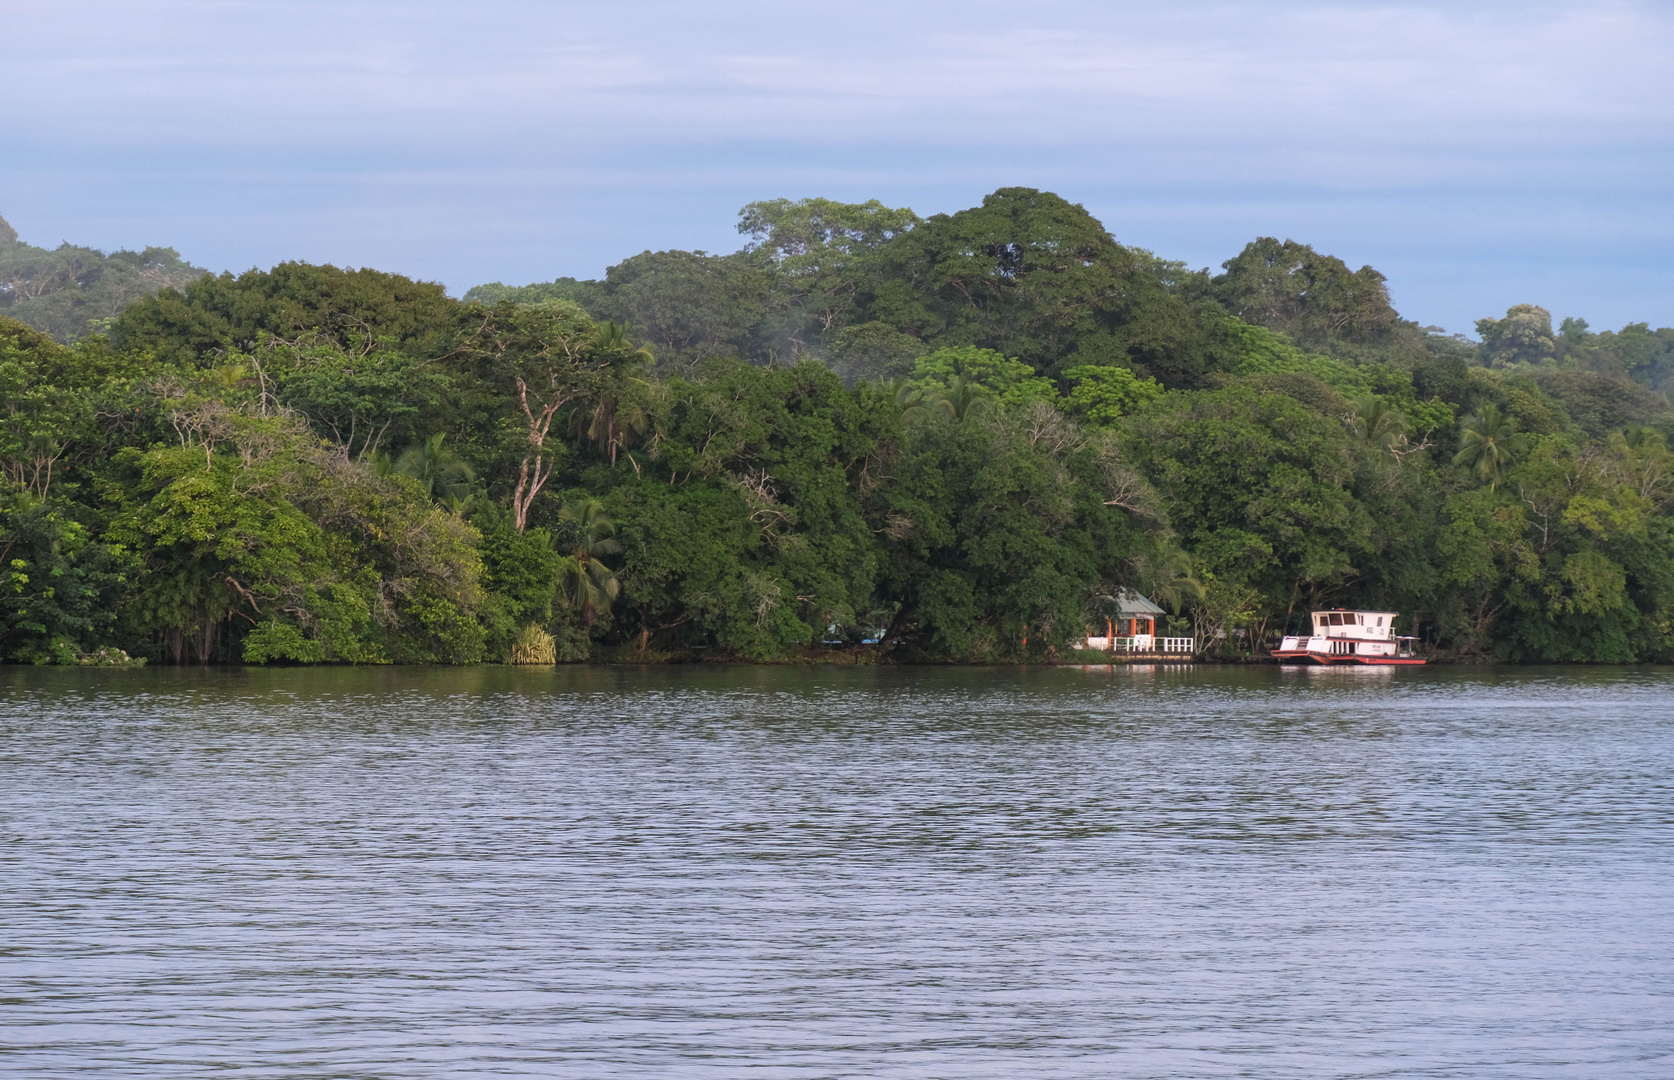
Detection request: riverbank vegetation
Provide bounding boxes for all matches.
[4,191,1674,664]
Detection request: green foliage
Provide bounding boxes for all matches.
[463,277,604,310]
[595,250,769,370]
[1126,385,1376,625]
[602,360,890,658]
[876,188,1220,385]
[1590,322,1674,391]
[828,321,924,384]
[1454,404,1524,490]
[95,398,485,664]
[110,261,458,367]
[393,434,475,503]
[453,299,638,532]
[1529,370,1668,437]
[9,190,1674,667]
[910,346,1056,407]
[1349,395,1408,452]
[555,497,622,625]
[508,623,558,664]
[475,507,561,623]
[1477,304,1556,367]
[268,335,449,461]
[1063,365,1164,425]
[0,318,96,498]
[1406,397,1457,436]
[873,399,1143,659]
[0,213,209,342]
[1215,237,1399,348]
[0,487,129,663]
[1216,314,1379,395]
[739,197,920,356]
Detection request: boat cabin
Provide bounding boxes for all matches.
[1310,610,1397,640]
[1274,609,1422,664]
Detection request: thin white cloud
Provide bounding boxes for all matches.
[3,0,1670,330]
[9,1,1672,139]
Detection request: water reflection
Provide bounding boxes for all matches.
[2,665,1671,1078]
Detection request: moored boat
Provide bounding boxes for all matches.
[1272,610,1424,665]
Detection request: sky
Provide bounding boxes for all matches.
[4,0,1672,336]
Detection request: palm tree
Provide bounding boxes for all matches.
[211,361,251,393]
[1349,395,1408,453]
[1144,546,1205,616]
[577,391,653,465]
[1453,404,1522,490]
[593,321,655,364]
[926,376,991,421]
[394,434,475,503]
[1609,426,1673,505]
[877,378,931,426]
[556,497,622,625]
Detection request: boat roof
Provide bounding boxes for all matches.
[1310,609,1399,617]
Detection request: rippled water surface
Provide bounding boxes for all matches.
[2,664,1672,1078]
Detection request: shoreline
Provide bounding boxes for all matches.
[9,654,1624,670]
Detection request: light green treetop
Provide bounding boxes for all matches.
[1062,365,1164,425]
[909,346,1056,408]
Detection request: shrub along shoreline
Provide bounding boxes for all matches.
[4,189,1673,666]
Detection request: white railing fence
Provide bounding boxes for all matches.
[1082,635,1196,654]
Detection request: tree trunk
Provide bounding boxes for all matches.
[510,454,553,533]
[510,375,566,533]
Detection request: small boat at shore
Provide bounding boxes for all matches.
[1273,610,1425,666]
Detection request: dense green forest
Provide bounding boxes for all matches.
[5,189,1674,665]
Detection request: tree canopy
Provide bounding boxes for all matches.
[3,189,1673,667]
[0,213,209,343]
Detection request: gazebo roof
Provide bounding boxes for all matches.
[1115,588,1165,616]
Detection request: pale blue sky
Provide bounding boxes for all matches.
[5,0,1671,335]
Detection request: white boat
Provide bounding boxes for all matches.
[1272,610,1424,666]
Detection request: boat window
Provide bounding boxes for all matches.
[1328,613,1342,625]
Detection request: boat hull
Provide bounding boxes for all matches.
[1271,650,1425,666]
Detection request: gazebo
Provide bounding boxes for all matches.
[1082,589,1192,654]
[1110,588,1163,639]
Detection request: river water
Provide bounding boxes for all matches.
[2,664,1671,1078]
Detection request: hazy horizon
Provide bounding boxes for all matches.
[6,0,1671,337]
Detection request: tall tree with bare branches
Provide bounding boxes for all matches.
[459,302,643,532]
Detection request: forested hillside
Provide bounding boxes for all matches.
[5,188,1674,665]
[0,214,209,343]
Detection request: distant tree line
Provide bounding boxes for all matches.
[0,214,207,344]
[3,189,1673,665]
